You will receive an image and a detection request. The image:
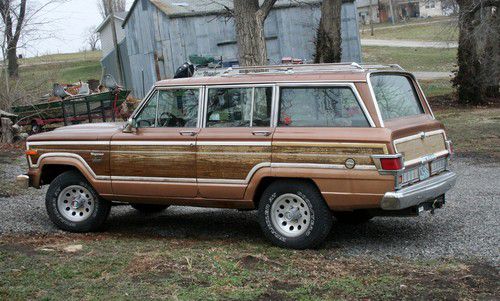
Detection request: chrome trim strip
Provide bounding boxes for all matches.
[271,162,376,170]
[27,141,109,146]
[29,153,110,180]
[411,74,435,118]
[197,141,272,146]
[110,141,193,146]
[111,176,196,183]
[393,129,446,145]
[366,72,385,127]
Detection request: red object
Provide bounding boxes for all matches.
[380,157,403,170]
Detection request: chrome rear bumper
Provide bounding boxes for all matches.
[381,171,457,210]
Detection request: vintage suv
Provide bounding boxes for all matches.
[18,63,457,249]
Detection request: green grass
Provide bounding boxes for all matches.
[360,18,458,41]
[435,107,500,158]
[420,78,454,97]
[363,46,457,72]
[0,235,497,300]
[19,51,101,65]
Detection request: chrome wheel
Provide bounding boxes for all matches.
[57,185,95,222]
[271,193,311,238]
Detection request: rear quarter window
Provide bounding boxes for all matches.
[370,74,424,121]
[278,86,370,127]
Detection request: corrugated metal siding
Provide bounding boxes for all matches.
[100,39,132,90]
[124,0,362,98]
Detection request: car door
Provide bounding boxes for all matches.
[196,85,275,199]
[110,87,202,199]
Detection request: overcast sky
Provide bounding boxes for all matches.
[20,0,133,57]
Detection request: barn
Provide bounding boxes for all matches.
[118,0,362,98]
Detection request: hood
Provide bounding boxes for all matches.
[27,122,125,142]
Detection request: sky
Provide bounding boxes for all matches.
[20,0,133,58]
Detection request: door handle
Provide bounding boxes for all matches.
[252,130,271,136]
[179,131,198,136]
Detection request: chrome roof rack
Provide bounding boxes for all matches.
[193,63,406,77]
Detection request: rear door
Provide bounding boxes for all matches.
[196,85,275,199]
[110,87,202,198]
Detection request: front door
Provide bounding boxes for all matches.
[197,85,275,199]
[111,87,201,199]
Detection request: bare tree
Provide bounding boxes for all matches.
[0,0,26,78]
[86,26,100,51]
[232,0,277,66]
[314,0,343,63]
[453,0,499,105]
[97,0,126,19]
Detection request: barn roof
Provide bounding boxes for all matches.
[123,0,322,27]
[96,11,128,33]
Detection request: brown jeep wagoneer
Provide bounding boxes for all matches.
[18,63,457,249]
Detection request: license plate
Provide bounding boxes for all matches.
[419,164,430,181]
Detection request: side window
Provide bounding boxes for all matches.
[252,87,273,126]
[136,91,158,128]
[156,89,199,127]
[278,86,370,127]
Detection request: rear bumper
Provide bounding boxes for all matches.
[381,171,457,210]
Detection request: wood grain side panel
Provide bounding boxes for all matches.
[197,146,271,180]
[110,145,196,178]
[396,133,446,162]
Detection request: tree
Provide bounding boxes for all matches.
[97,0,126,19]
[0,0,26,78]
[314,0,343,63]
[233,0,277,66]
[453,0,499,105]
[86,26,100,51]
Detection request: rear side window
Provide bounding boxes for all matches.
[278,86,370,127]
[370,74,424,121]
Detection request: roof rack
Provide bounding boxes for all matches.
[193,63,406,77]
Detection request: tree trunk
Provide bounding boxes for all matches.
[314,0,343,63]
[1,117,14,143]
[234,0,268,66]
[7,43,19,78]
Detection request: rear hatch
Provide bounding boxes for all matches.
[370,72,451,187]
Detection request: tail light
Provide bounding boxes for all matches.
[371,154,404,173]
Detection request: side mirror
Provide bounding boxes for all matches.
[123,117,137,133]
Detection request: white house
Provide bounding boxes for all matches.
[96,11,127,58]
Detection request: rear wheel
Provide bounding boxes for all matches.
[258,180,332,249]
[131,204,169,213]
[45,171,111,232]
[334,211,373,225]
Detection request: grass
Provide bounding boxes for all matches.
[0,235,497,300]
[419,78,454,97]
[363,46,457,72]
[19,51,101,65]
[360,18,458,41]
[434,107,500,159]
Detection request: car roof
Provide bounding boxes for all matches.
[155,63,412,87]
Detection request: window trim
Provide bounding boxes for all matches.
[132,86,204,128]
[202,84,276,128]
[367,72,431,125]
[275,82,375,128]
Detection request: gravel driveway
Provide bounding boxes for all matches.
[1,152,498,264]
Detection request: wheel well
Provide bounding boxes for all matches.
[41,164,80,186]
[252,177,320,207]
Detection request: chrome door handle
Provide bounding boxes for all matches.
[180,131,198,136]
[252,130,271,136]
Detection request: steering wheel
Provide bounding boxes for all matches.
[159,112,185,127]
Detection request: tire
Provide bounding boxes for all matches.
[45,170,111,232]
[334,211,373,225]
[258,180,333,249]
[131,204,169,213]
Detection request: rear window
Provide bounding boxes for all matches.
[370,74,424,121]
[278,86,370,127]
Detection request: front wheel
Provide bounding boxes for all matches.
[258,180,333,249]
[46,171,111,232]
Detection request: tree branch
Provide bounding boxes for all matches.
[257,0,277,20]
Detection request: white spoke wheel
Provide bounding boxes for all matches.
[271,193,311,238]
[258,180,333,249]
[57,185,95,222]
[46,171,111,232]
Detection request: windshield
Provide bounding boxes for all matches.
[370,74,424,121]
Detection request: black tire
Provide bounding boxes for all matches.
[258,180,333,249]
[334,210,373,225]
[131,204,169,213]
[45,170,111,232]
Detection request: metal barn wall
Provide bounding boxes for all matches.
[100,38,132,90]
[124,1,362,98]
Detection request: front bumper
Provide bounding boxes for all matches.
[381,171,457,210]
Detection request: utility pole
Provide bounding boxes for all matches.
[108,0,123,85]
[369,0,374,36]
[388,0,396,25]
